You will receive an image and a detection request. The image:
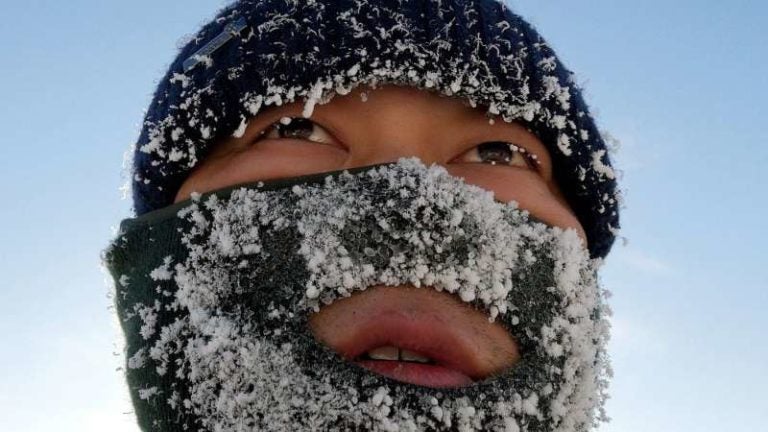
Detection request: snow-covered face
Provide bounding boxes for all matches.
[175,87,591,389]
[107,87,611,431]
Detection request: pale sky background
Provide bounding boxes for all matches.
[0,1,766,431]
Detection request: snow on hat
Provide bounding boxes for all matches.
[131,0,620,258]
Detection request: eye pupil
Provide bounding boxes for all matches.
[478,141,514,164]
[276,117,314,139]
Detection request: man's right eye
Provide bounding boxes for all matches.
[260,117,336,145]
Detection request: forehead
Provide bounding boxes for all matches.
[238,86,550,159]
[316,86,533,134]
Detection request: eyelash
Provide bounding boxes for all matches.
[259,117,336,145]
[258,117,540,170]
[465,141,540,170]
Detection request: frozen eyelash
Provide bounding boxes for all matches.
[256,117,301,138]
[510,143,541,165]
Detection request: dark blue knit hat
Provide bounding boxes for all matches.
[132,0,620,258]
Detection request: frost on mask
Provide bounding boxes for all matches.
[107,159,611,432]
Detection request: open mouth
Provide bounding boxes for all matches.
[355,345,474,388]
[340,314,486,388]
[309,285,520,389]
[360,346,434,364]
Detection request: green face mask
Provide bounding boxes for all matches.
[105,159,610,432]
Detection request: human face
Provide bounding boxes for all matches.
[174,85,587,388]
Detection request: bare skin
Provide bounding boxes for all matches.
[174,86,587,387]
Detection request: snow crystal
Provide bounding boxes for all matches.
[302,80,328,118]
[138,386,159,401]
[169,72,191,88]
[557,133,572,156]
[232,116,248,138]
[347,64,361,77]
[149,256,174,281]
[134,300,160,340]
[191,54,212,69]
[127,347,146,369]
[591,150,616,180]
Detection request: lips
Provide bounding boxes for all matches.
[343,312,487,387]
[308,285,519,389]
[357,359,474,388]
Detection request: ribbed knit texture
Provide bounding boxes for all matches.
[107,217,190,431]
[107,171,356,431]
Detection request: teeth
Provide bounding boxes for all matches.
[400,349,431,363]
[367,346,399,361]
[364,346,433,363]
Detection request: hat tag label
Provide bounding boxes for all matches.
[183,17,248,72]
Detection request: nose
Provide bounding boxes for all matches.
[345,140,443,168]
[338,87,454,169]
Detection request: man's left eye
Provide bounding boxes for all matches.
[457,141,538,169]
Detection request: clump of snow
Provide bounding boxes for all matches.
[232,116,248,138]
[138,386,159,401]
[127,347,146,369]
[169,72,191,88]
[149,256,174,281]
[591,150,616,180]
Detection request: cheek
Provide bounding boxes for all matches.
[175,141,348,202]
[445,165,587,243]
[175,147,587,246]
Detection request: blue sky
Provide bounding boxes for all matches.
[0,1,765,431]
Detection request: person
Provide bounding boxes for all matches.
[105,0,620,431]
